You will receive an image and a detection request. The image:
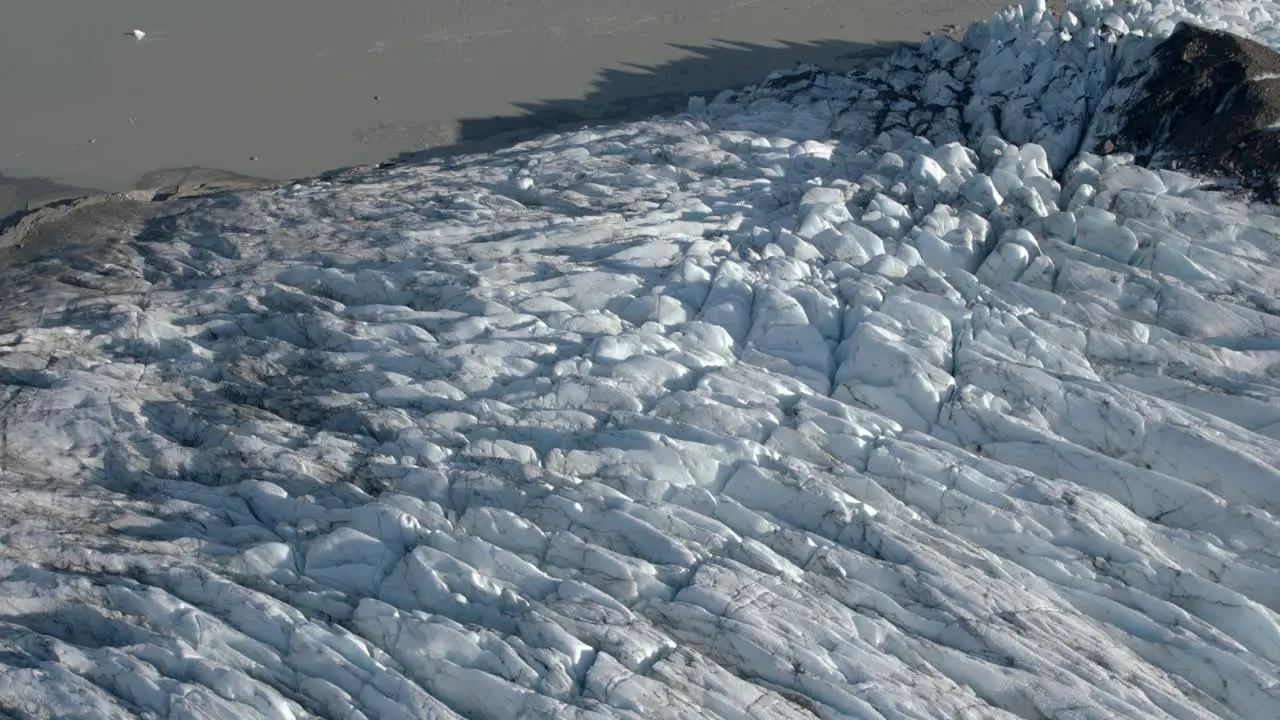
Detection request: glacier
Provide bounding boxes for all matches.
[0,0,1279,718]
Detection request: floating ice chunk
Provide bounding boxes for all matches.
[131,29,146,40]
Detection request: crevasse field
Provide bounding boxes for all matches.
[2,0,1280,717]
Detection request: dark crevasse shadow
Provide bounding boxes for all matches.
[387,37,905,166]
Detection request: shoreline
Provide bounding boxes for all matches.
[0,0,1007,218]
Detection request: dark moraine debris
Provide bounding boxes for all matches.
[1109,22,1280,198]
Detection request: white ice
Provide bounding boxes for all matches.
[1,0,1280,718]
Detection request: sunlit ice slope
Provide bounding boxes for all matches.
[1,1,1279,718]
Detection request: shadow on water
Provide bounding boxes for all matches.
[0,172,93,222]
[387,37,904,166]
[0,37,904,231]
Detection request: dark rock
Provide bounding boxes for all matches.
[1109,23,1280,198]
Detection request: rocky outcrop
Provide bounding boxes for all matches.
[1107,23,1280,197]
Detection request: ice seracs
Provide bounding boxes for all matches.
[1,0,1279,718]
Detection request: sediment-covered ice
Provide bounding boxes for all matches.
[1,0,1279,718]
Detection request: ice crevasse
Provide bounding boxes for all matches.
[0,0,1279,718]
